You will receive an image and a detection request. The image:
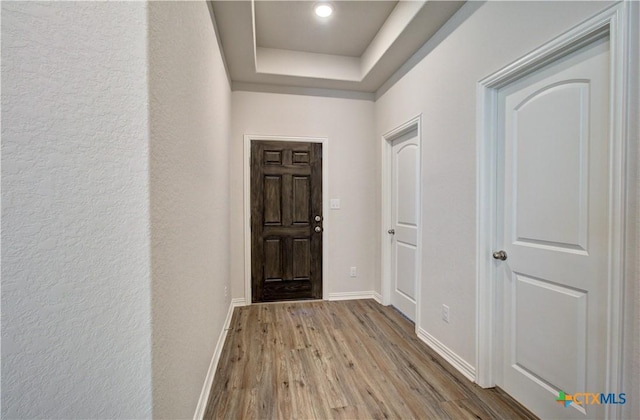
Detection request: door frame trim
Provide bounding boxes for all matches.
[381,115,422,330]
[243,135,329,304]
[475,4,631,418]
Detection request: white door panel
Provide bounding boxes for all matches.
[396,145,418,226]
[395,242,416,299]
[513,82,589,250]
[496,36,609,419]
[512,273,587,394]
[390,131,419,321]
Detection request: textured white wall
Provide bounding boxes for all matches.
[627,3,640,415]
[374,1,617,369]
[1,2,153,418]
[148,2,232,418]
[230,92,376,299]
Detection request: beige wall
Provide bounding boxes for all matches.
[375,3,639,413]
[230,92,377,300]
[375,0,617,372]
[148,2,231,418]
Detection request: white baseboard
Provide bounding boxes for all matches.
[230,297,246,307]
[416,327,476,382]
[193,298,246,420]
[372,291,383,304]
[327,291,382,302]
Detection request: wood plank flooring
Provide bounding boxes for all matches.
[204,299,537,419]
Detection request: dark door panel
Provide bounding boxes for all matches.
[251,141,322,302]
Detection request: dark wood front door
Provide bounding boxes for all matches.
[251,140,323,302]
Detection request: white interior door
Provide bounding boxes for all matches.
[390,130,419,321]
[495,37,610,418]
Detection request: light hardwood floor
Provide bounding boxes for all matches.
[204,299,537,419]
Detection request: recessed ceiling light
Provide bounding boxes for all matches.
[314,3,333,18]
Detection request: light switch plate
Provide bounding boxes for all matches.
[330,199,341,209]
[442,304,450,323]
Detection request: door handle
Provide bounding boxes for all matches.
[388,229,395,235]
[315,226,323,233]
[492,250,507,261]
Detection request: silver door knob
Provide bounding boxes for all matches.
[492,250,507,261]
[314,215,322,222]
[388,229,395,235]
[315,226,322,233]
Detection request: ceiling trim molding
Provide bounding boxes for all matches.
[375,1,482,100]
[250,0,258,72]
[250,0,426,83]
[232,82,375,101]
[256,47,361,81]
[206,1,232,86]
[212,0,465,94]
[360,1,425,76]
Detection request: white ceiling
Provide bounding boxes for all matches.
[210,0,465,97]
[255,1,398,57]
